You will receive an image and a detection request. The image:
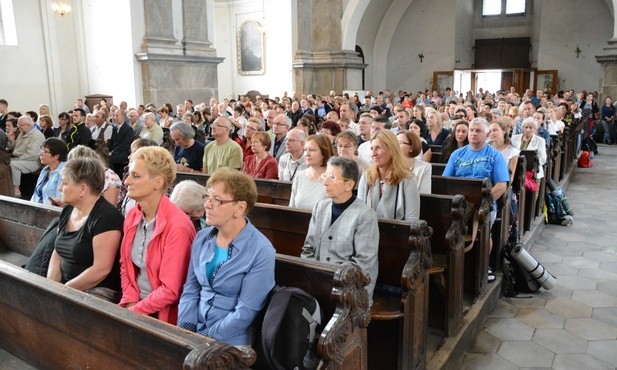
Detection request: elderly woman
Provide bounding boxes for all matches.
[68,145,122,206]
[170,180,207,232]
[31,138,68,205]
[441,119,469,163]
[335,131,369,174]
[357,130,420,220]
[242,131,278,179]
[424,108,450,146]
[289,134,335,210]
[139,112,164,145]
[301,156,379,305]
[511,117,547,179]
[397,130,432,194]
[178,168,275,346]
[119,146,196,324]
[47,157,123,294]
[490,118,520,183]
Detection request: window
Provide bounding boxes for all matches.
[482,0,526,17]
[0,0,18,45]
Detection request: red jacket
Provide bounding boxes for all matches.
[119,196,196,324]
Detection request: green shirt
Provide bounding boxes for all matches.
[202,139,243,174]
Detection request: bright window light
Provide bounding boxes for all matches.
[506,0,525,14]
[483,0,501,16]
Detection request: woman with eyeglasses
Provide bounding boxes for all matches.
[357,130,420,221]
[119,146,196,324]
[178,168,275,347]
[289,134,335,210]
[335,131,369,175]
[31,138,68,205]
[301,156,379,306]
[55,112,71,143]
[242,131,278,179]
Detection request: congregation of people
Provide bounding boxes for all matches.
[0,85,599,347]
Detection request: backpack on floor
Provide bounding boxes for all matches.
[502,242,541,297]
[254,286,322,370]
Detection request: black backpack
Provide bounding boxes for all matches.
[502,242,541,297]
[254,286,322,370]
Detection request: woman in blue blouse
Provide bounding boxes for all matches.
[178,168,275,346]
[31,138,67,205]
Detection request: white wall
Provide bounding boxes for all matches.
[536,0,612,92]
[81,0,140,107]
[385,0,456,92]
[214,0,293,100]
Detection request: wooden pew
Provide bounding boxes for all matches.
[431,176,492,299]
[511,156,527,243]
[0,196,369,370]
[271,254,371,370]
[432,163,446,176]
[248,203,432,370]
[519,150,539,232]
[0,260,254,369]
[174,172,468,337]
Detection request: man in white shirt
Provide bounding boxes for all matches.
[358,115,388,165]
[278,128,307,181]
[339,103,360,135]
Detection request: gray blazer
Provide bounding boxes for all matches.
[301,198,379,305]
[269,136,287,160]
[357,173,420,221]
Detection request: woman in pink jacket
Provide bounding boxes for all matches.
[119,146,196,324]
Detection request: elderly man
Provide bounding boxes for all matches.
[127,108,143,138]
[170,122,205,173]
[90,109,113,143]
[339,103,360,135]
[9,116,45,198]
[278,128,307,181]
[286,100,303,126]
[108,109,134,176]
[202,116,243,174]
[269,114,291,160]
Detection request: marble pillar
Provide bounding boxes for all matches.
[293,0,366,95]
[596,39,617,100]
[137,0,223,106]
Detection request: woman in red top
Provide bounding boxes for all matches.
[119,146,196,324]
[242,131,278,179]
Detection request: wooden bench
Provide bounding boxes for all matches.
[431,163,446,176]
[519,150,540,232]
[0,260,255,369]
[248,203,432,370]
[431,176,492,299]
[270,254,371,370]
[0,196,369,370]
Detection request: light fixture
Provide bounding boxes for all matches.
[52,1,71,16]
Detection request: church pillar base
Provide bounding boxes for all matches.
[596,39,617,99]
[293,50,366,95]
[136,53,224,106]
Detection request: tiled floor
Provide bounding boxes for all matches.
[461,145,617,369]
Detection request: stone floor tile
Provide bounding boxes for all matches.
[487,299,519,318]
[562,256,600,269]
[532,329,587,354]
[565,241,603,252]
[516,308,565,329]
[484,317,535,341]
[572,290,617,308]
[583,251,617,263]
[556,275,597,290]
[545,299,592,318]
[587,340,617,367]
[467,331,501,354]
[505,296,547,309]
[586,236,617,248]
[553,353,614,370]
[601,246,617,254]
[547,245,584,257]
[579,268,617,281]
[592,307,617,328]
[597,281,617,298]
[564,318,617,340]
[541,262,578,276]
[535,285,573,300]
[554,232,588,242]
[531,250,563,263]
[497,341,555,368]
[460,353,518,370]
[600,262,617,274]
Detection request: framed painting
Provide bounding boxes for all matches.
[237,20,265,75]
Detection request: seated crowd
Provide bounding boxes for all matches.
[0,85,590,347]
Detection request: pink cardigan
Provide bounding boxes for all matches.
[119,196,196,324]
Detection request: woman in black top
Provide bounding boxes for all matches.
[47,157,123,293]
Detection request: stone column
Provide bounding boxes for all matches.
[137,0,223,106]
[292,0,366,95]
[595,39,617,100]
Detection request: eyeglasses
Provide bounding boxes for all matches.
[40,149,51,154]
[398,141,411,146]
[214,123,229,129]
[203,194,236,207]
[273,122,287,127]
[320,172,351,182]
